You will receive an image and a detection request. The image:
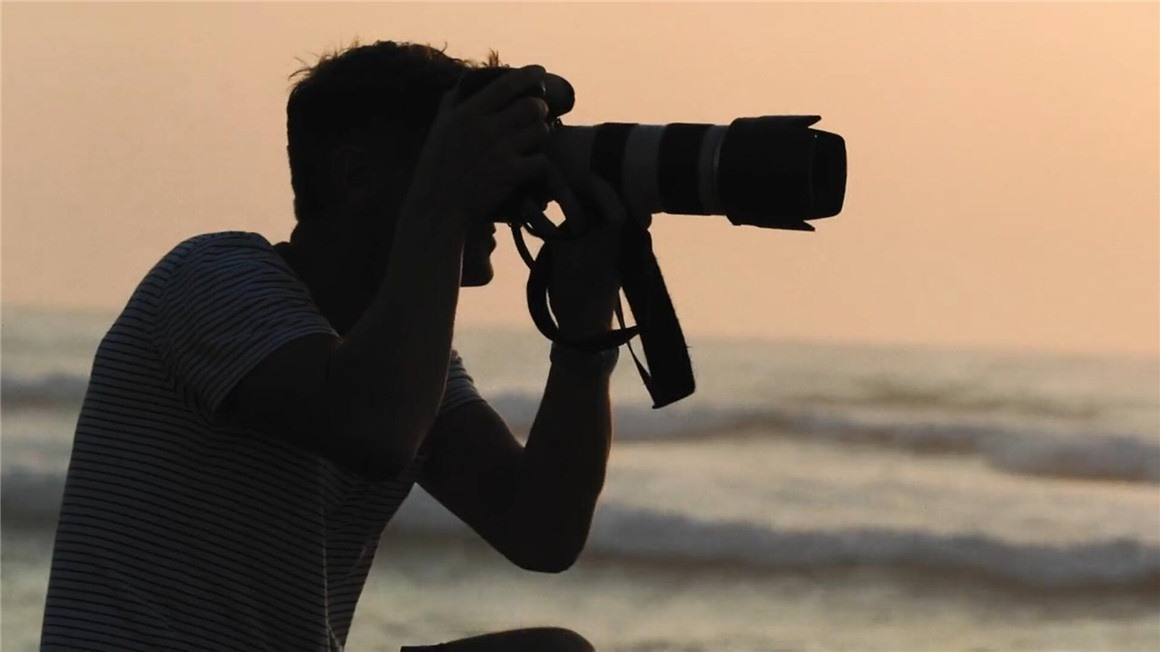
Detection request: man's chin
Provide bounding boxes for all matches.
[460,262,494,287]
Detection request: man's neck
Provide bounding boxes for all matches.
[276,228,374,336]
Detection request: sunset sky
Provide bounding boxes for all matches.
[3,2,1157,356]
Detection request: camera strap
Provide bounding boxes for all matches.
[512,214,696,409]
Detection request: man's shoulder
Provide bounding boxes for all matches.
[129,231,292,312]
[165,230,274,261]
[146,231,284,280]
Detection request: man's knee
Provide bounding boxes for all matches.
[403,626,594,651]
[528,627,593,652]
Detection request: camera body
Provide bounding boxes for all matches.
[456,66,847,231]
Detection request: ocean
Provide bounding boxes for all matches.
[2,305,1158,651]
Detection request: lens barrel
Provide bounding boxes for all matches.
[546,116,846,230]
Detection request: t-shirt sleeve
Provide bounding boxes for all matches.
[401,349,486,482]
[439,349,486,416]
[152,234,338,424]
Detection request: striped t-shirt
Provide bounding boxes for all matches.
[40,231,484,651]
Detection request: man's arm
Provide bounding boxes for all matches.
[219,67,552,480]
[419,344,613,573]
[222,206,465,480]
[420,175,628,571]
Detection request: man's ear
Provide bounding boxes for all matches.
[330,145,379,207]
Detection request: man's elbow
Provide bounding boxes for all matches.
[351,401,446,480]
[516,552,578,574]
[335,426,423,482]
[513,534,587,574]
[348,449,415,482]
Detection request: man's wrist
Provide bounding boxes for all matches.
[399,186,470,237]
[556,316,614,343]
[550,342,619,377]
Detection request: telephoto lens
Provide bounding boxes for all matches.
[546,116,846,231]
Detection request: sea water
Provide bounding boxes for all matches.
[2,305,1158,651]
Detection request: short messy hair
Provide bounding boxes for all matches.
[286,40,503,223]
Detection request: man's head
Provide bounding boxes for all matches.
[285,40,502,291]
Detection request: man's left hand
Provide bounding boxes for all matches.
[545,174,629,341]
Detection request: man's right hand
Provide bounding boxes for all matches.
[225,71,557,483]
[406,64,553,228]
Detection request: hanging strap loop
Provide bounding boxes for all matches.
[515,207,695,409]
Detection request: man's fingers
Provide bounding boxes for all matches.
[511,153,552,186]
[510,120,552,154]
[497,98,551,143]
[459,65,546,115]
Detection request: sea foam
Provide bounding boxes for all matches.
[487,391,1160,484]
[4,372,1158,484]
[388,490,1160,590]
[6,461,1157,590]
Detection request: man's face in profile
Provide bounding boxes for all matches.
[460,220,496,287]
[359,205,498,291]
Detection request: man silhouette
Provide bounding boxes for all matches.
[41,41,627,651]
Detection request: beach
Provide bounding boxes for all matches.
[7,524,1158,651]
[3,306,1158,650]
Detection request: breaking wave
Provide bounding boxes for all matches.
[391,491,1160,590]
[5,374,1157,484]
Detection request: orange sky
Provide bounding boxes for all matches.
[2,2,1157,356]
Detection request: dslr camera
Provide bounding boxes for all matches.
[457,66,847,231]
[455,66,848,408]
